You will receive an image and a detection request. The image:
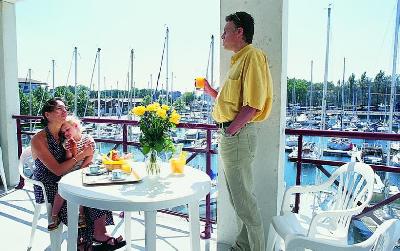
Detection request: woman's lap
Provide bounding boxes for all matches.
[33,176,114,242]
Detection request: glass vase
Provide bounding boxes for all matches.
[146,149,161,176]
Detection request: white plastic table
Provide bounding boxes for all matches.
[58,162,211,251]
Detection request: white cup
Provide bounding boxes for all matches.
[112,169,122,180]
[89,165,100,174]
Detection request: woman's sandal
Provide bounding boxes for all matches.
[47,215,61,231]
[78,213,87,228]
[77,241,92,251]
[93,236,126,251]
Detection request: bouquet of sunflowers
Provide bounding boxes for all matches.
[130,102,181,174]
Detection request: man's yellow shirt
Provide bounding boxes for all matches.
[212,44,273,123]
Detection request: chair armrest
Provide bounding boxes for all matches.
[285,234,368,251]
[281,184,333,214]
[308,206,365,236]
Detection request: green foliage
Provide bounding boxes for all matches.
[19,88,29,115]
[142,95,152,106]
[173,97,186,112]
[287,70,400,109]
[182,92,195,105]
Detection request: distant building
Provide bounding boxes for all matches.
[18,78,47,94]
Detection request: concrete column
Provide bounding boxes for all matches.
[218,0,288,246]
[0,0,20,187]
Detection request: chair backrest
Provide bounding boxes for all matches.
[319,162,375,233]
[356,219,400,250]
[18,146,33,180]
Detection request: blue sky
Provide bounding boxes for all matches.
[16,0,220,92]
[16,0,398,92]
[288,0,397,83]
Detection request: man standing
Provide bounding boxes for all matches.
[203,11,273,251]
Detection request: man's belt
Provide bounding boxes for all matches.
[216,121,232,128]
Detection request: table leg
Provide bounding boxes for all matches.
[188,201,200,251]
[66,201,79,251]
[144,210,156,251]
[124,211,132,251]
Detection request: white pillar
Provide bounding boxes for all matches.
[218,0,288,246]
[0,0,20,187]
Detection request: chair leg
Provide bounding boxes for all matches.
[46,203,62,251]
[50,224,63,251]
[0,158,7,193]
[29,203,42,249]
[267,224,278,251]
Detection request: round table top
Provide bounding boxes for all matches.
[58,162,211,211]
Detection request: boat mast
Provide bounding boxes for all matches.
[29,68,32,131]
[171,72,174,103]
[209,35,215,123]
[97,48,101,118]
[342,58,345,114]
[104,76,107,115]
[321,5,332,130]
[74,47,78,116]
[309,60,313,111]
[341,57,346,130]
[130,49,135,109]
[388,0,400,135]
[165,27,169,104]
[52,59,55,97]
[117,81,120,118]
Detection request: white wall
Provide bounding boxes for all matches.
[217,0,288,246]
[0,0,20,187]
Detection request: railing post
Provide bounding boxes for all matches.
[15,118,25,189]
[16,118,22,157]
[201,129,212,239]
[293,134,303,213]
[122,124,128,153]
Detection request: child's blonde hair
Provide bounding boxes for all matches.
[64,115,83,132]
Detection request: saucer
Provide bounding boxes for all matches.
[109,174,126,181]
[85,168,105,176]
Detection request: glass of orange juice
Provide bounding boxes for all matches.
[121,162,132,173]
[170,157,185,174]
[194,77,206,90]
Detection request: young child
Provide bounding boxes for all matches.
[48,116,95,231]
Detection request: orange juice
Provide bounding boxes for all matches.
[194,77,206,89]
[170,158,185,174]
[121,163,132,173]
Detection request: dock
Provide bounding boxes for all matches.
[323,149,352,157]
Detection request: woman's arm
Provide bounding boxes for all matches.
[80,155,93,168]
[65,149,72,159]
[31,132,93,176]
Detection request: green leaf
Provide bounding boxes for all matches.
[142,145,150,155]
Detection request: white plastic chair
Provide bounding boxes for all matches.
[285,219,400,251]
[267,162,375,250]
[18,147,63,251]
[0,146,8,193]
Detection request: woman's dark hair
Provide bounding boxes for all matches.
[40,97,65,126]
[225,11,254,44]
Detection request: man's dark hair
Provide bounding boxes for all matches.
[225,11,254,44]
[41,97,65,126]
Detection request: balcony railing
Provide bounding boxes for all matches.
[12,115,218,239]
[286,128,400,218]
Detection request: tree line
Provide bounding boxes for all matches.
[288,70,400,110]
[19,85,197,117]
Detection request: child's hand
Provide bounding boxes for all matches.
[81,143,94,157]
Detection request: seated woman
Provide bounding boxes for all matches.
[31,98,126,251]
